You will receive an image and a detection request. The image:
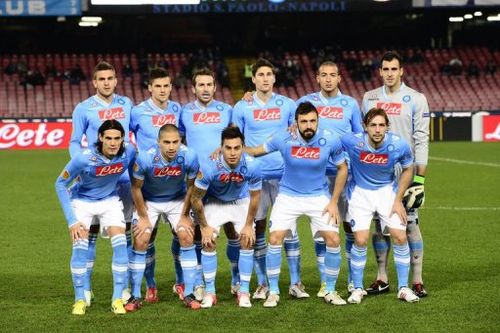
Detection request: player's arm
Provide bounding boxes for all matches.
[245,133,280,157]
[351,100,364,133]
[392,164,414,224]
[130,177,152,238]
[412,93,430,176]
[323,161,347,226]
[69,105,87,158]
[244,144,267,157]
[177,178,196,237]
[190,185,216,248]
[54,155,88,241]
[240,189,260,249]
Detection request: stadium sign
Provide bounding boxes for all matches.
[0,0,81,16]
[483,115,500,142]
[0,122,72,149]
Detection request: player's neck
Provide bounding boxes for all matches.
[320,89,338,98]
[152,98,167,110]
[384,82,402,95]
[96,93,114,105]
[161,152,175,162]
[256,90,272,104]
[196,98,213,108]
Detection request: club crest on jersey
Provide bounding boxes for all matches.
[253,108,281,121]
[216,104,224,111]
[95,162,124,176]
[403,95,411,102]
[61,170,70,180]
[219,172,244,183]
[276,99,284,106]
[152,114,176,127]
[341,99,348,106]
[360,152,388,165]
[291,146,320,159]
[153,166,182,177]
[318,106,343,119]
[376,102,401,115]
[193,112,220,124]
[98,107,125,120]
[176,156,184,164]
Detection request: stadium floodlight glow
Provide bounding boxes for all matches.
[79,21,98,27]
[486,15,500,21]
[449,17,464,22]
[474,11,482,17]
[81,16,103,23]
[464,14,473,19]
[91,0,201,4]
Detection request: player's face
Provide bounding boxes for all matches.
[297,111,318,140]
[192,75,216,104]
[99,129,123,158]
[158,130,181,161]
[380,59,403,89]
[316,65,341,94]
[93,70,117,100]
[149,77,172,105]
[222,137,243,168]
[366,115,388,146]
[252,66,275,94]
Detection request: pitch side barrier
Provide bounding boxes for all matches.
[1,112,499,150]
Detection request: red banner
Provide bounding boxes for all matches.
[0,122,72,150]
[483,115,500,142]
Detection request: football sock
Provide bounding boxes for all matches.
[129,249,146,298]
[314,239,326,283]
[194,240,204,287]
[254,233,267,286]
[71,238,88,301]
[201,250,217,294]
[266,244,282,294]
[350,244,367,289]
[345,230,355,284]
[239,249,254,293]
[111,234,128,300]
[284,234,301,286]
[407,221,424,284]
[372,222,391,282]
[226,238,240,286]
[171,236,184,285]
[325,246,341,293]
[393,243,411,289]
[84,232,97,292]
[180,245,197,295]
[144,241,156,288]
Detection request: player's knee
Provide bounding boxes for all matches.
[391,231,407,245]
[322,232,340,248]
[354,235,368,247]
[177,231,194,247]
[134,234,150,251]
[269,231,285,246]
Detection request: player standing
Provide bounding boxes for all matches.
[190,126,262,308]
[55,120,136,315]
[296,60,363,296]
[342,108,419,304]
[245,102,348,307]
[361,51,429,297]
[69,61,134,305]
[232,58,307,300]
[130,68,184,303]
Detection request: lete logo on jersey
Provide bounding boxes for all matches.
[219,172,244,183]
[317,106,343,119]
[95,163,124,176]
[253,108,281,121]
[359,152,388,165]
[291,146,320,159]
[376,102,401,115]
[193,112,220,124]
[152,114,176,127]
[153,166,182,177]
[98,107,125,120]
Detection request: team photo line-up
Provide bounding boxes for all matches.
[55,50,429,315]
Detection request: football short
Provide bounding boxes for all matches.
[347,185,406,233]
[255,179,279,221]
[117,181,133,223]
[327,175,348,221]
[72,196,125,238]
[269,193,339,240]
[132,199,185,231]
[204,196,251,234]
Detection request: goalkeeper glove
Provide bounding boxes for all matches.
[403,175,425,209]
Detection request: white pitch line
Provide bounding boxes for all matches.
[423,206,500,211]
[429,156,500,168]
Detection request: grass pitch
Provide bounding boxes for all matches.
[0,142,499,332]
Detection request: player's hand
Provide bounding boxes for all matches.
[201,225,218,249]
[241,91,254,102]
[210,147,222,161]
[287,122,297,136]
[322,202,340,226]
[69,222,88,242]
[133,215,153,238]
[391,200,407,225]
[239,224,256,248]
[177,215,194,238]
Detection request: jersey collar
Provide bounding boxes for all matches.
[252,92,275,108]
[318,90,341,105]
[147,98,169,113]
[93,94,116,108]
[382,82,407,99]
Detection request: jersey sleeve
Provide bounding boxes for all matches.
[287,98,296,126]
[178,107,186,135]
[186,149,200,180]
[329,136,346,166]
[194,163,212,191]
[350,99,364,133]
[412,93,430,166]
[263,132,283,154]
[69,104,87,158]
[232,101,245,131]
[130,106,140,135]
[247,158,262,192]
[361,92,369,114]
[54,154,87,227]
[399,140,414,169]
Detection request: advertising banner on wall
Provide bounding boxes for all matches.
[0,121,72,150]
[483,115,500,142]
[0,0,81,17]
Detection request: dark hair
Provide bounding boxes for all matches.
[221,126,245,146]
[158,124,179,139]
[93,61,115,79]
[380,51,403,68]
[95,120,125,156]
[192,67,215,85]
[149,67,170,85]
[251,58,275,76]
[363,107,390,127]
[317,61,339,74]
[295,101,318,122]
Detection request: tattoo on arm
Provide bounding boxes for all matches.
[190,186,207,227]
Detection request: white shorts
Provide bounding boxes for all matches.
[204,196,251,234]
[327,175,348,221]
[72,196,126,238]
[269,193,339,240]
[256,179,279,221]
[132,199,184,231]
[117,181,133,223]
[347,185,406,233]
